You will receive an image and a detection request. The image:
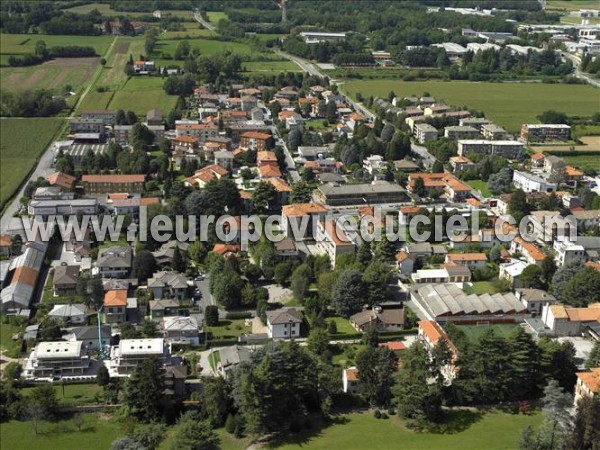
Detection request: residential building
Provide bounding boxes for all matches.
[183,164,229,189]
[28,198,98,218]
[24,341,91,379]
[458,140,524,159]
[111,338,170,375]
[574,368,600,405]
[395,251,416,275]
[459,117,490,131]
[314,181,409,206]
[164,365,187,397]
[47,172,76,191]
[217,345,251,378]
[554,237,600,267]
[69,118,105,135]
[240,131,272,150]
[408,173,472,202]
[147,271,188,300]
[515,288,558,315]
[393,159,420,172]
[541,303,600,337]
[152,241,190,266]
[149,299,180,319]
[414,123,438,144]
[411,284,528,324]
[444,126,479,140]
[445,253,488,270]
[175,123,218,142]
[63,325,111,352]
[499,259,529,288]
[362,155,386,175]
[82,174,145,194]
[417,320,458,384]
[96,246,133,278]
[113,125,133,144]
[512,170,557,193]
[449,155,476,172]
[162,316,201,346]
[316,219,355,267]
[349,305,407,332]
[299,31,347,44]
[481,123,509,140]
[81,109,116,125]
[104,289,127,324]
[531,153,546,167]
[342,367,360,394]
[266,308,303,339]
[52,265,79,296]
[214,150,234,170]
[297,146,333,161]
[521,124,571,142]
[281,203,328,239]
[510,237,546,266]
[48,303,87,324]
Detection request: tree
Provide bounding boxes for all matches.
[172,247,186,273]
[307,327,329,357]
[385,132,410,161]
[373,236,396,262]
[540,255,557,286]
[290,180,313,203]
[362,327,379,347]
[541,379,573,450]
[413,176,427,197]
[126,110,138,125]
[363,261,391,305]
[200,377,230,427]
[331,270,367,317]
[560,267,600,307]
[274,262,294,286]
[509,189,530,224]
[141,318,159,338]
[327,320,338,335]
[287,128,302,151]
[537,110,568,125]
[205,305,219,327]
[586,340,600,370]
[131,123,155,150]
[97,365,110,386]
[380,123,395,143]
[131,423,167,450]
[212,271,244,309]
[291,263,311,300]
[252,181,277,213]
[174,40,190,60]
[357,346,398,406]
[243,263,262,283]
[551,260,584,303]
[487,166,512,195]
[566,396,600,450]
[170,413,218,450]
[123,357,165,422]
[508,328,541,400]
[520,265,544,289]
[134,251,158,283]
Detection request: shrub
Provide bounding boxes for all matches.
[225,312,252,320]
[373,410,381,419]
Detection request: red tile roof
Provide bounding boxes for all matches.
[82,174,145,183]
[104,289,127,307]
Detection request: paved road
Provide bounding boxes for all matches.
[562,52,600,88]
[193,10,216,32]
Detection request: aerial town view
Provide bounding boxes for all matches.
[0,1,599,449]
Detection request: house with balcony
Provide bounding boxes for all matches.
[266,308,302,339]
[104,289,127,324]
[147,271,188,300]
[24,341,91,380]
[111,338,170,375]
[162,316,201,346]
[96,246,133,278]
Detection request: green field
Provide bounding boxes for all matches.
[206,11,228,23]
[456,323,520,342]
[65,3,193,19]
[209,319,251,341]
[546,0,600,11]
[107,76,178,115]
[21,383,102,406]
[0,33,113,56]
[162,23,216,39]
[466,180,491,198]
[0,118,64,208]
[0,317,22,358]
[273,410,542,450]
[0,415,124,450]
[251,33,286,42]
[153,37,259,58]
[562,154,600,172]
[243,60,301,73]
[343,80,600,133]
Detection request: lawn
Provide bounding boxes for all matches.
[209,319,251,341]
[153,37,260,59]
[466,180,491,197]
[107,76,178,115]
[243,60,301,74]
[562,154,600,172]
[342,80,600,133]
[466,281,505,295]
[456,323,520,343]
[327,315,358,336]
[0,118,64,209]
[21,383,103,406]
[0,414,125,450]
[546,0,600,11]
[0,316,22,358]
[206,11,228,23]
[272,410,542,450]
[0,33,114,56]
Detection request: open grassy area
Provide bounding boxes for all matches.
[209,319,251,341]
[0,317,23,358]
[243,60,301,74]
[546,0,600,11]
[0,118,64,208]
[456,323,520,342]
[327,315,358,336]
[1,33,113,56]
[21,383,102,406]
[272,410,542,450]
[153,37,260,59]
[107,76,178,115]
[466,180,491,197]
[162,23,216,39]
[0,414,124,449]
[342,80,600,133]
[206,11,228,23]
[562,154,600,172]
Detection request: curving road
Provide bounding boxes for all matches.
[193,10,216,32]
[561,52,600,88]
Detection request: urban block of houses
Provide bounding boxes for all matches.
[184,164,229,189]
[349,305,407,332]
[411,283,528,324]
[266,308,302,339]
[510,237,546,266]
[541,303,600,338]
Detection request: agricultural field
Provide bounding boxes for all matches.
[107,76,178,116]
[153,37,260,59]
[0,118,64,208]
[162,23,216,39]
[342,80,600,133]
[65,2,194,19]
[0,415,124,450]
[0,57,99,93]
[562,154,600,172]
[531,136,600,152]
[273,410,542,450]
[546,0,600,11]
[0,33,113,57]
